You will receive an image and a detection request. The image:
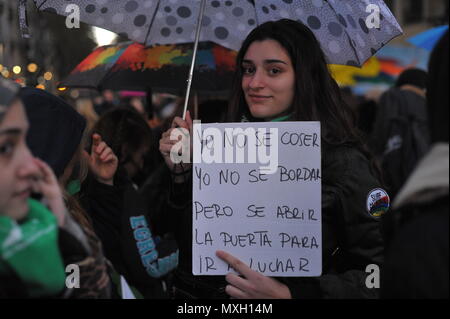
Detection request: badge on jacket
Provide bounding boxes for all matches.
[366,188,390,218]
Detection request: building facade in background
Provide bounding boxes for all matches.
[0,0,57,89]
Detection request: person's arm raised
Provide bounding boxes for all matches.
[84,133,118,186]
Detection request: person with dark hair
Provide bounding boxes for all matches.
[0,79,92,298]
[80,107,179,299]
[395,68,428,91]
[159,19,386,299]
[370,67,430,200]
[18,87,112,298]
[94,89,117,116]
[381,31,449,299]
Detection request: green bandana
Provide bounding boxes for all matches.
[0,199,66,297]
[66,180,81,196]
[270,114,292,122]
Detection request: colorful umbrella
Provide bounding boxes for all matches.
[407,25,449,51]
[58,41,237,95]
[330,43,431,96]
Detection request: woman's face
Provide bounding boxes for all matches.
[0,100,39,220]
[242,39,295,121]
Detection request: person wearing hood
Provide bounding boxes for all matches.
[0,79,89,298]
[19,87,114,298]
[370,68,430,200]
[381,31,449,298]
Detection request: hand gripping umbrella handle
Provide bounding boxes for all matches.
[182,0,207,120]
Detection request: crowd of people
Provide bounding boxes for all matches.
[0,19,448,299]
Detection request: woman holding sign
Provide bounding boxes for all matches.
[159,19,386,299]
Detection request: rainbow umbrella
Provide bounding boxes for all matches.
[330,43,431,95]
[59,41,237,95]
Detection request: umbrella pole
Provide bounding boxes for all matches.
[194,91,199,120]
[182,0,206,120]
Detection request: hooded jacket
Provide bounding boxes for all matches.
[17,87,111,298]
[0,86,91,298]
[370,88,430,199]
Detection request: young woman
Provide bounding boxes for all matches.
[0,79,90,298]
[19,87,113,298]
[159,19,386,299]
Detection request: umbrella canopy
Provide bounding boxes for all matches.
[407,25,449,51]
[30,0,402,67]
[58,41,237,95]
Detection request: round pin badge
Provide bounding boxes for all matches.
[366,188,390,218]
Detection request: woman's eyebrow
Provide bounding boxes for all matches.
[242,59,288,65]
[0,128,21,136]
[264,59,288,65]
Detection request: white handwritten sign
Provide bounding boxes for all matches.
[192,122,322,277]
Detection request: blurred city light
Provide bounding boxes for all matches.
[44,71,53,81]
[27,63,38,73]
[13,66,22,74]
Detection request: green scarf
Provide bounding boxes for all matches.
[0,199,66,297]
[66,179,81,196]
[270,114,292,122]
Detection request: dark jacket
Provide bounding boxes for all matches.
[370,88,430,199]
[166,143,385,299]
[381,143,449,298]
[80,169,179,298]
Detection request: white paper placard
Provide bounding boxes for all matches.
[192,121,322,277]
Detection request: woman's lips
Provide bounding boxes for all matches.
[248,94,272,103]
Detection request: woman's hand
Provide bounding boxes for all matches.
[85,134,118,186]
[31,158,67,226]
[159,110,193,180]
[216,250,292,299]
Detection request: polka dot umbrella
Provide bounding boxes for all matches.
[26,0,402,66]
[23,0,402,116]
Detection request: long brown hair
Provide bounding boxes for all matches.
[227,19,381,178]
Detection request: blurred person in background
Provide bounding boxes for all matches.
[370,68,430,200]
[94,89,118,116]
[381,31,449,299]
[81,107,179,299]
